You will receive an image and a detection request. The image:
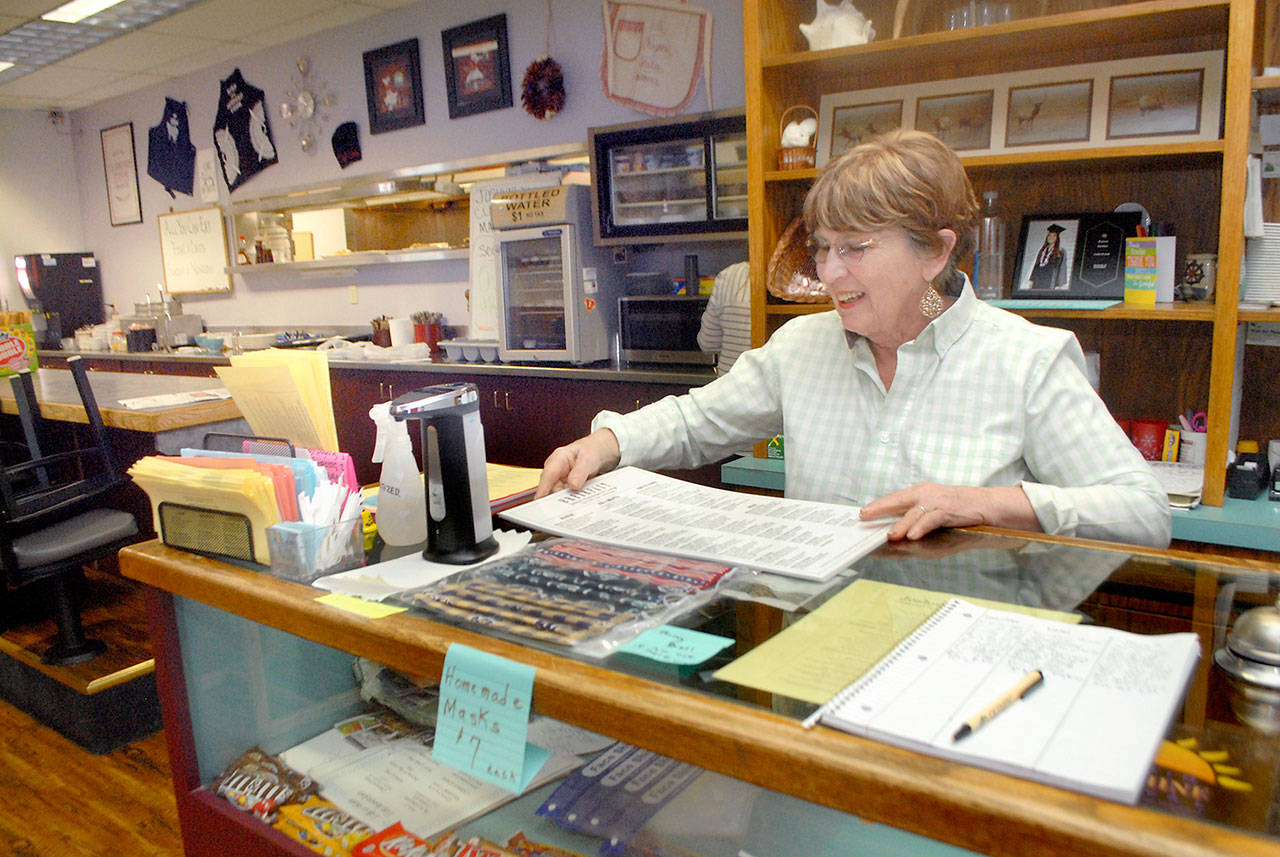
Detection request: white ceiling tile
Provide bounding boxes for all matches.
[0,61,123,95]
[240,4,383,47]
[0,93,88,109]
[58,29,214,72]
[0,2,60,17]
[153,39,256,78]
[146,0,346,37]
[75,69,166,105]
[0,1,403,109]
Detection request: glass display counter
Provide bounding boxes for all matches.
[120,527,1280,857]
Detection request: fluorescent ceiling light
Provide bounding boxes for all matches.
[41,0,127,24]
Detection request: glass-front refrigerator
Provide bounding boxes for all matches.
[494,185,622,365]
[589,110,747,245]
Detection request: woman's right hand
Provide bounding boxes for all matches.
[535,429,622,498]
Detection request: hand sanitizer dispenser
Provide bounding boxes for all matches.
[389,382,499,564]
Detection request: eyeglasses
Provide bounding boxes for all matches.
[804,237,876,268]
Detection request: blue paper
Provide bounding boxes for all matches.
[433,643,547,793]
[617,625,733,665]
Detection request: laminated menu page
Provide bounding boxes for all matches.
[500,467,893,581]
[807,597,1200,804]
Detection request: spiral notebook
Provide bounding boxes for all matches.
[805,598,1199,804]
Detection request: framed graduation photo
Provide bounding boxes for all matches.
[1011,211,1142,299]
[363,38,425,134]
[442,14,513,119]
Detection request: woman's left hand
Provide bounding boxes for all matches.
[860,483,1040,541]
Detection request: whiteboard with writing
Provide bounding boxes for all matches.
[158,207,231,293]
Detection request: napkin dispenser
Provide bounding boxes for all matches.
[1227,452,1270,500]
[389,381,499,564]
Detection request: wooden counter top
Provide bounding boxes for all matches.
[120,532,1279,857]
[0,368,241,433]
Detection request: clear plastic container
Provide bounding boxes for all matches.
[974,190,1006,300]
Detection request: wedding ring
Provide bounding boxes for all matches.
[914,504,928,514]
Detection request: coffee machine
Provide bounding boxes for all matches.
[389,382,499,564]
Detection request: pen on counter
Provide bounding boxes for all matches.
[952,669,1044,742]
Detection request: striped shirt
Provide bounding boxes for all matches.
[595,280,1170,548]
[697,261,752,373]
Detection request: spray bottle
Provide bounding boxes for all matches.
[368,401,427,546]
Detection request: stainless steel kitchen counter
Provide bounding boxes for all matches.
[37,349,718,387]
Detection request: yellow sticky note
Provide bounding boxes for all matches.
[315,592,406,619]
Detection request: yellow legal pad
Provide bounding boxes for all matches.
[712,579,1081,705]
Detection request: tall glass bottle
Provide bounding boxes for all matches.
[974,191,1006,300]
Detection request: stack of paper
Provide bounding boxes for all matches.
[501,467,893,581]
[128,456,282,561]
[215,349,339,451]
[808,597,1200,804]
[1147,461,1203,509]
[129,447,361,565]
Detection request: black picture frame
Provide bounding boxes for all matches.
[363,38,425,134]
[1010,211,1142,299]
[100,122,142,227]
[441,14,513,119]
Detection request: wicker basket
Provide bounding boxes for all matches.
[776,105,818,171]
[767,216,827,303]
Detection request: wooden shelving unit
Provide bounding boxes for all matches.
[744,0,1263,507]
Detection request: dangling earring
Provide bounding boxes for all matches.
[919,285,943,319]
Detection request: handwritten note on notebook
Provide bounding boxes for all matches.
[810,598,1199,804]
[713,579,1081,705]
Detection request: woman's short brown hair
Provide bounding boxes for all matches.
[802,129,979,291]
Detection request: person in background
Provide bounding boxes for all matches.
[537,129,1169,549]
[697,261,752,374]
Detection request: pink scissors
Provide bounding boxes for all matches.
[1185,410,1207,432]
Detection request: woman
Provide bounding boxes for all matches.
[1026,223,1067,290]
[537,129,1169,548]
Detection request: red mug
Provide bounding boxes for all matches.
[1130,419,1169,461]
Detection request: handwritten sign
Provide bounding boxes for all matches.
[157,206,231,293]
[617,625,732,665]
[433,643,547,792]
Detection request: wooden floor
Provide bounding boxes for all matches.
[0,568,182,857]
[0,697,182,857]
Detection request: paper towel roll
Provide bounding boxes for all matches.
[389,317,415,346]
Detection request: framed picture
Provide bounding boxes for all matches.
[1011,211,1142,299]
[100,122,142,226]
[1005,80,1093,147]
[914,90,993,151]
[1106,67,1206,139]
[826,100,905,163]
[441,14,513,119]
[363,38,425,134]
[816,50,1222,167]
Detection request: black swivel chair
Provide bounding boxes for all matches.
[0,357,139,665]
